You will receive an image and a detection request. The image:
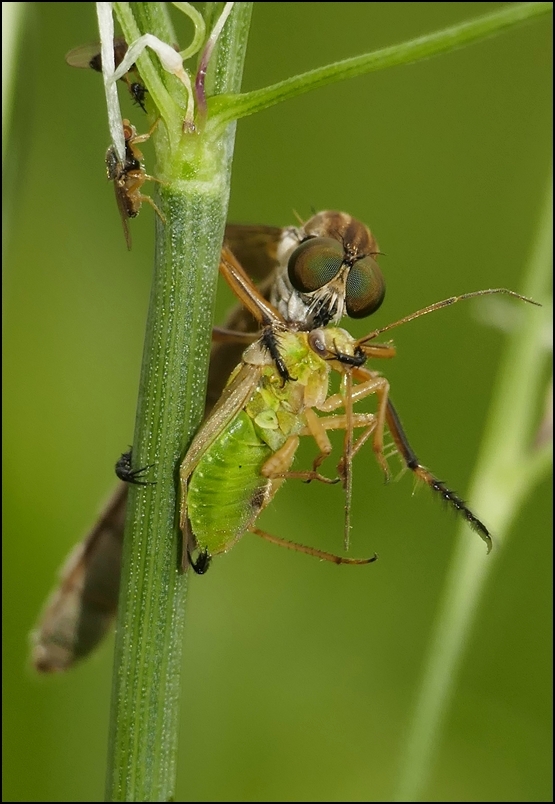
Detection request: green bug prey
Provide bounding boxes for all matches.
[180,323,380,570]
[179,216,538,573]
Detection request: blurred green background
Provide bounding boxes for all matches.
[3,3,552,801]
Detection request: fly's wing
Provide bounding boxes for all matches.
[31,483,127,672]
[224,223,284,281]
[112,183,133,250]
[65,41,104,70]
[65,38,128,72]
[31,228,280,670]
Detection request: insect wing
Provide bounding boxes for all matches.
[31,484,127,672]
[112,181,133,250]
[65,41,104,70]
[224,223,285,282]
[181,362,262,485]
[65,38,129,72]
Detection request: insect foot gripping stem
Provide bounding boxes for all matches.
[115,449,156,486]
[187,547,212,575]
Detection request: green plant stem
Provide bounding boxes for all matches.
[393,177,552,802]
[105,3,253,801]
[208,2,552,129]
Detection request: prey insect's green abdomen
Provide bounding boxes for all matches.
[187,411,272,555]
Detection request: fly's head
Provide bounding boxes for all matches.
[271,211,386,330]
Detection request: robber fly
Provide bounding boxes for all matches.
[105,118,165,250]
[31,211,536,671]
[180,216,537,571]
[66,38,148,112]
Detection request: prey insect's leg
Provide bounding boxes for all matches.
[318,370,392,481]
[260,435,338,484]
[249,528,378,566]
[300,411,377,459]
[385,399,492,553]
[303,408,332,472]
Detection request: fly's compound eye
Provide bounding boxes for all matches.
[345,256,386,318]
[287,237,345,293]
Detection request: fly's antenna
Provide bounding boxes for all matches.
[358,288,539,345]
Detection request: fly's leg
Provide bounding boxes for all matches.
[219,246,291,381]
[211,327,260,345]
[249,527,377,566]
[135,192,166,224]
[124,173,166,224]
[385,399,492,553]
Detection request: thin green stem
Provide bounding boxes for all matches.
[208,2,552,130]
[393,177,552,802]
[105,3,253,801]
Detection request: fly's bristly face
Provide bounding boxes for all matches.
[270,211,386,330]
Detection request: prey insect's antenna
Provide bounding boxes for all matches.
[342,369,354,551]
[358,289,540,345]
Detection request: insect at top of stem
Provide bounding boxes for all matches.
[105,118,165,250]
[66,38,149,112]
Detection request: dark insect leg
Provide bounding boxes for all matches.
[385,400,492,553]
[261,327,294,383]
[187,547,212,575]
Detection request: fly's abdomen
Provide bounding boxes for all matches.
[187,411,272,555]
